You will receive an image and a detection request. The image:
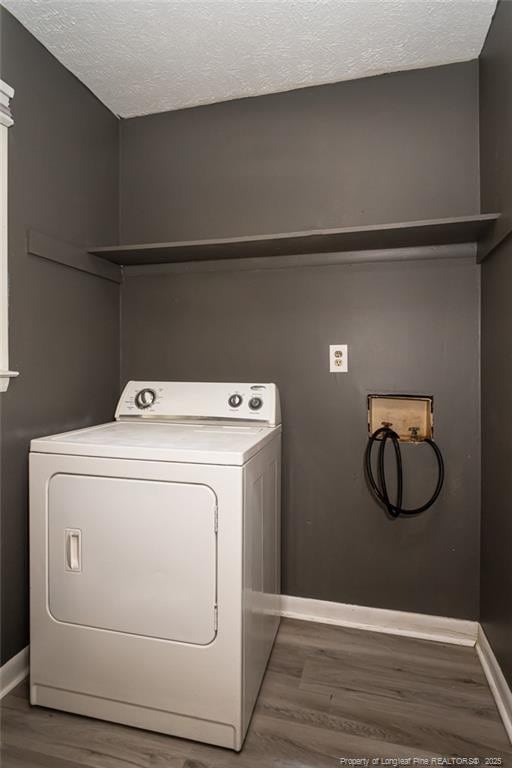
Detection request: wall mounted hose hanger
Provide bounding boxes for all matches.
[365,395,445,518]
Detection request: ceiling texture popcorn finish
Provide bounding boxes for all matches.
[2,0,497,118]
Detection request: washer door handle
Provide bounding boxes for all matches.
[65,529,81,571]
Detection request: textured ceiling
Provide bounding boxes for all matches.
[2,0,497,118]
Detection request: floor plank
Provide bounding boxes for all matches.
[1,619,510,767]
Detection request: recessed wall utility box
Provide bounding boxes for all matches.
[368,395,433,441]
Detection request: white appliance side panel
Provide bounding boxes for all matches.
[48,475,217,645]
[242,434,281,735]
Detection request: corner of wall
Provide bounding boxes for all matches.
[117,117,124,391]
[475,57,481,215]
[117,117,123,247]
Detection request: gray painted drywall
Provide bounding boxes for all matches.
[0,8,120,666]
[480,0,512,686]
[0,21,484,669]
[479,1,512,257]
[121,257,481,618]
[120,62,480,243]
[119,62,482,619]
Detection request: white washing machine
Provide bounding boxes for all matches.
[29,381,281,751]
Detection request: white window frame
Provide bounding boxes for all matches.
[0,79,17,392]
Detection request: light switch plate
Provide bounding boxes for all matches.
[329,344,348,373]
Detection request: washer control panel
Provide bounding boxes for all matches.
[116,382,281,425]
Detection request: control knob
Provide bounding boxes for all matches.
[249,397,263,411]
[228,393,243,408]
[135,388,156,410]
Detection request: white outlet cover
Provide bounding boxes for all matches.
[329,344,348,373]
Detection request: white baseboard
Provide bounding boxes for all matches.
[280,595,478,646]
[0,646,29,699]
[476,626,512,744]
[2,610,510,746]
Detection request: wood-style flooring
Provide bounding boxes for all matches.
[1,618,511,767]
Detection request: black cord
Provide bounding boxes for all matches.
[365,426,444,518]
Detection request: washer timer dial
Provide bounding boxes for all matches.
[135,388,156,410]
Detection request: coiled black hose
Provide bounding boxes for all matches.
[365,426,444,518]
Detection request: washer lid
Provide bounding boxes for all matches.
[30,420,281,465]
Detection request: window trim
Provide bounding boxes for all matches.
[0,78,17,392]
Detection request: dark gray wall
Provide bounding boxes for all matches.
[0,9,120,665]
[479,0,512,255]
[122,257,481,618]
[0,23,485,669]
[480,0,512,685]
[120,62,480,243]
[120,63,482,618]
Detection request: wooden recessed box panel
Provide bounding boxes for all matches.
[368,395,433,441]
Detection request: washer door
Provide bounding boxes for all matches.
[48,474,217,645]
